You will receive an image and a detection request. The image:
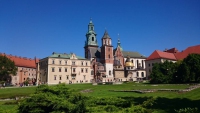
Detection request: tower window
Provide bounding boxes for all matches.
[91,27,93,30]
[92,37,94,41]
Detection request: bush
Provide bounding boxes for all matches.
[175,107,199,113]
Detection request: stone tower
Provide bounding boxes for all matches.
[84,19,98,59]
[100,30,114,78]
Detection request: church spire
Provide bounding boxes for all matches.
[84,19,98,47]
[117,34,123,51]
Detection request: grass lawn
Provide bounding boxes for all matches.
[0,82,199,113]
[0,86,36,99]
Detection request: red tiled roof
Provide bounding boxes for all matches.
[0,53,39,68]
[175,45,200,60]
[164,48,179,53]
[146,45,200,61]
[146,50,177,61]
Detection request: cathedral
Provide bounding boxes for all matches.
[84,20,147,82]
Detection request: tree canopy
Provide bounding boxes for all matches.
[0,55,17,83]
[150,54,200,84]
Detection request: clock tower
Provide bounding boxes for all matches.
[84,19,98,59]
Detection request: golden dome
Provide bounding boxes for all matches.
[125,55,134,67]
[125,62,134,67]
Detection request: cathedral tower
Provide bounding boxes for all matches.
[84,19,98,59]
[100,30,114,77]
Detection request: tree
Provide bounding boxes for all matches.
[183,54,200,82]
[18,84,87,113]
[0,55,17,83]
[150,60,178,84]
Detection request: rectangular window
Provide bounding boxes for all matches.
[52,60,55,64]
[85,68,88,73]
[73,68,76,72]
[52,67,55,72]
[59,68,61,72]
[66,75,69,80]
[71,74,76,80]
[65,61,67,65]
[86,62,88,66]
[72,61,75,65]
[65,68,67,72]
[109,70,111,75]
[59,60,62,64]
[54,75,57,80]
[81,62,84,66]
[59,75,62,80]
[149,63,150,67]
[81,68,84,73]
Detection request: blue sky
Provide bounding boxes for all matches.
[0,0,200,59]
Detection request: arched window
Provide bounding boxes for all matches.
[92,37,94,41]
[141,72,144,77]
[131,60,134,63]
[142,60,144,68]
[137,72,139,77]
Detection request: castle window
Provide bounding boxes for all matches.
[81,62,84,66]
[92,37,94,41]
[109,70,111,75]
[142,72,144,77]
[54,75,57,80]
[59,68,61,72]
[59,75,62,80]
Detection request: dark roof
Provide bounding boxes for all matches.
[102,30,111,39]
[122,51,146,58]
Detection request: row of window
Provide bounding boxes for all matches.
[20,68,35,71]
[52,60,88,66]
[136,72,145,77]
[148,63,154,67]
[54,75,86,80]
[52,67,88,73]
[23,72,35,76]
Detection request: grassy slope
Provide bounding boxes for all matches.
[0,83,199,113]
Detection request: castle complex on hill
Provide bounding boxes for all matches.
[1,19,199,85]
[84,20,146,83]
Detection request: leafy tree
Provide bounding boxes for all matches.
[150,60,178,84]
[183,54,200,82]
[18,84,86,113]
[0,55,17,83]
